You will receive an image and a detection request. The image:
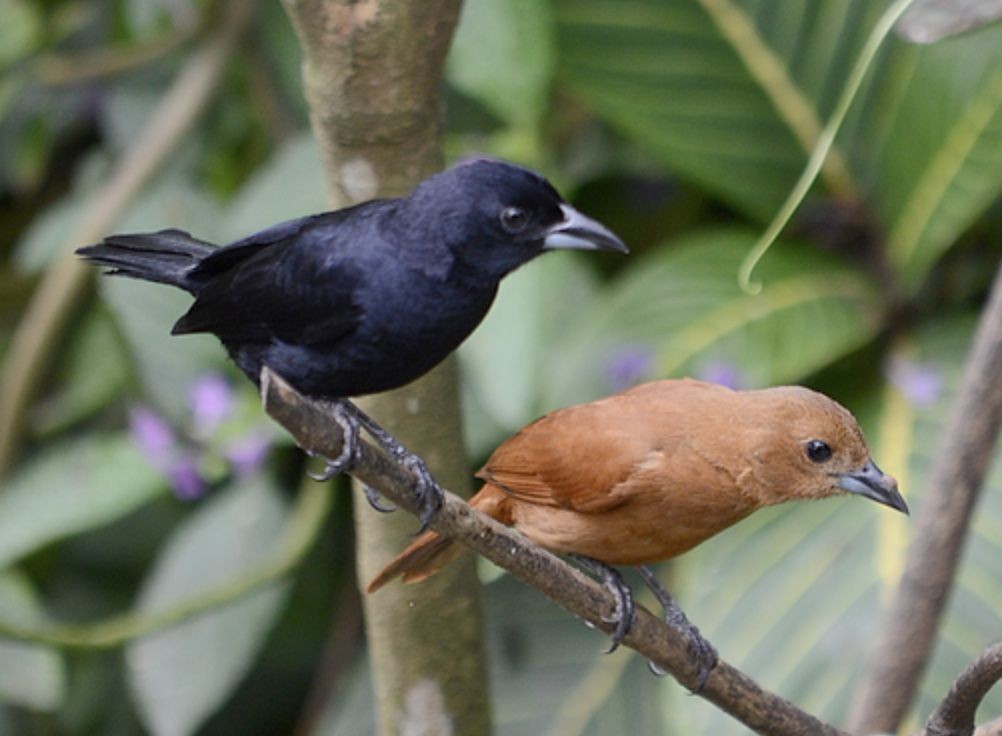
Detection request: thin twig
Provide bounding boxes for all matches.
[920,643,1002,736]
[34,31,191,86]
[0,0,256,480]
[848,261,1002,734]
[260,369,847,736]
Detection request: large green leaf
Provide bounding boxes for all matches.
[0,434,164,569]
[0,570,65,711]
[126,478,291,736]
[220,134,327,241]
[447,0,555,128]
[856,25,1002,290]
[554,0,1002,290]
[460,251,600,456]
[543,228,882,410]
[553,0,873,221]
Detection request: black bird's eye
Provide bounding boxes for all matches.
[805,439,833,463]
[499,206,530,234]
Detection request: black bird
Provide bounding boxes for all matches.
[77,159,628,522]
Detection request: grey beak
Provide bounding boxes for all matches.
[543,204,629,254]
[837,458,908,515]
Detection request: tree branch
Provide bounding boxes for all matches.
[920,643,1002,736]
[260,368,848,736]
[848,261,1002,734]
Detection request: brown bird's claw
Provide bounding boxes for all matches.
[571,555,636,653]
[309,401,362,481]
[638,566,718,692]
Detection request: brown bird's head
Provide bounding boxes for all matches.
[742,386,908,514]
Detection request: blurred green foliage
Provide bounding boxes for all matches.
[0,0,1000,734]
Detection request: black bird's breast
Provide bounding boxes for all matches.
[252,269,498,399]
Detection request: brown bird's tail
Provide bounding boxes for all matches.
[366,484,510,594]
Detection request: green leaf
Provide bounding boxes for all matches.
[221,134,328,241]
[0,0,40,68]
[447,0,555,128]
[126,478,291,736]
[543,229,882,409]
[30,307,131,436]
[0,570,65,711]
[555,1,1002,291]
[554,0,872,221]
[864,25,1002,290]
[0,434,164,569]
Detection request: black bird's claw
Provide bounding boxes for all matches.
[333,399,443,530]
[362,485,396,513]
[637,566,718,692]
[309,402,361,481]
[572,556,636,653]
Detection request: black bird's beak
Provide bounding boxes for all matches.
[837,458,909,514]
[543,204,629,254]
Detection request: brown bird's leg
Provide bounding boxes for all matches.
[570,555,636,653]
[637,565,718,692]
[327,399,443,529]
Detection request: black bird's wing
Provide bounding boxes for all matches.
[172,212,367,346]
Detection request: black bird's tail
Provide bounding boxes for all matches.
[76,229,215,295]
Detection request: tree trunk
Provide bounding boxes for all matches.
[279,2,490,734]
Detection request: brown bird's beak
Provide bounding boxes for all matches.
[837,458,908,515]
[543,204,629,254]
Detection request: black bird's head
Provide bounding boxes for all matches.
[404,159,628,280]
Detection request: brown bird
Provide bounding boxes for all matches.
[367,378,906,683]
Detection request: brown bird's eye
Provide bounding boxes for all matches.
[805,439,832,463]
[499,206,529,234]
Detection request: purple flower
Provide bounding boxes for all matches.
[887,358,942,407]
[129,407,175,470]
[226,431,272,478]
[695,360,744,389]
[605,344,655,391]
[167,456,206,502]
[128,374,271,501]
[188,374,235,436]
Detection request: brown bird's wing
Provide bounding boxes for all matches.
[476,390,675,514]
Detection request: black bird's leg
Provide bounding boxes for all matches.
[309,401,362,481]
[637,565,718,692]
[571,555,636,653]
[336,400,443,530]
[306,401,396,513]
